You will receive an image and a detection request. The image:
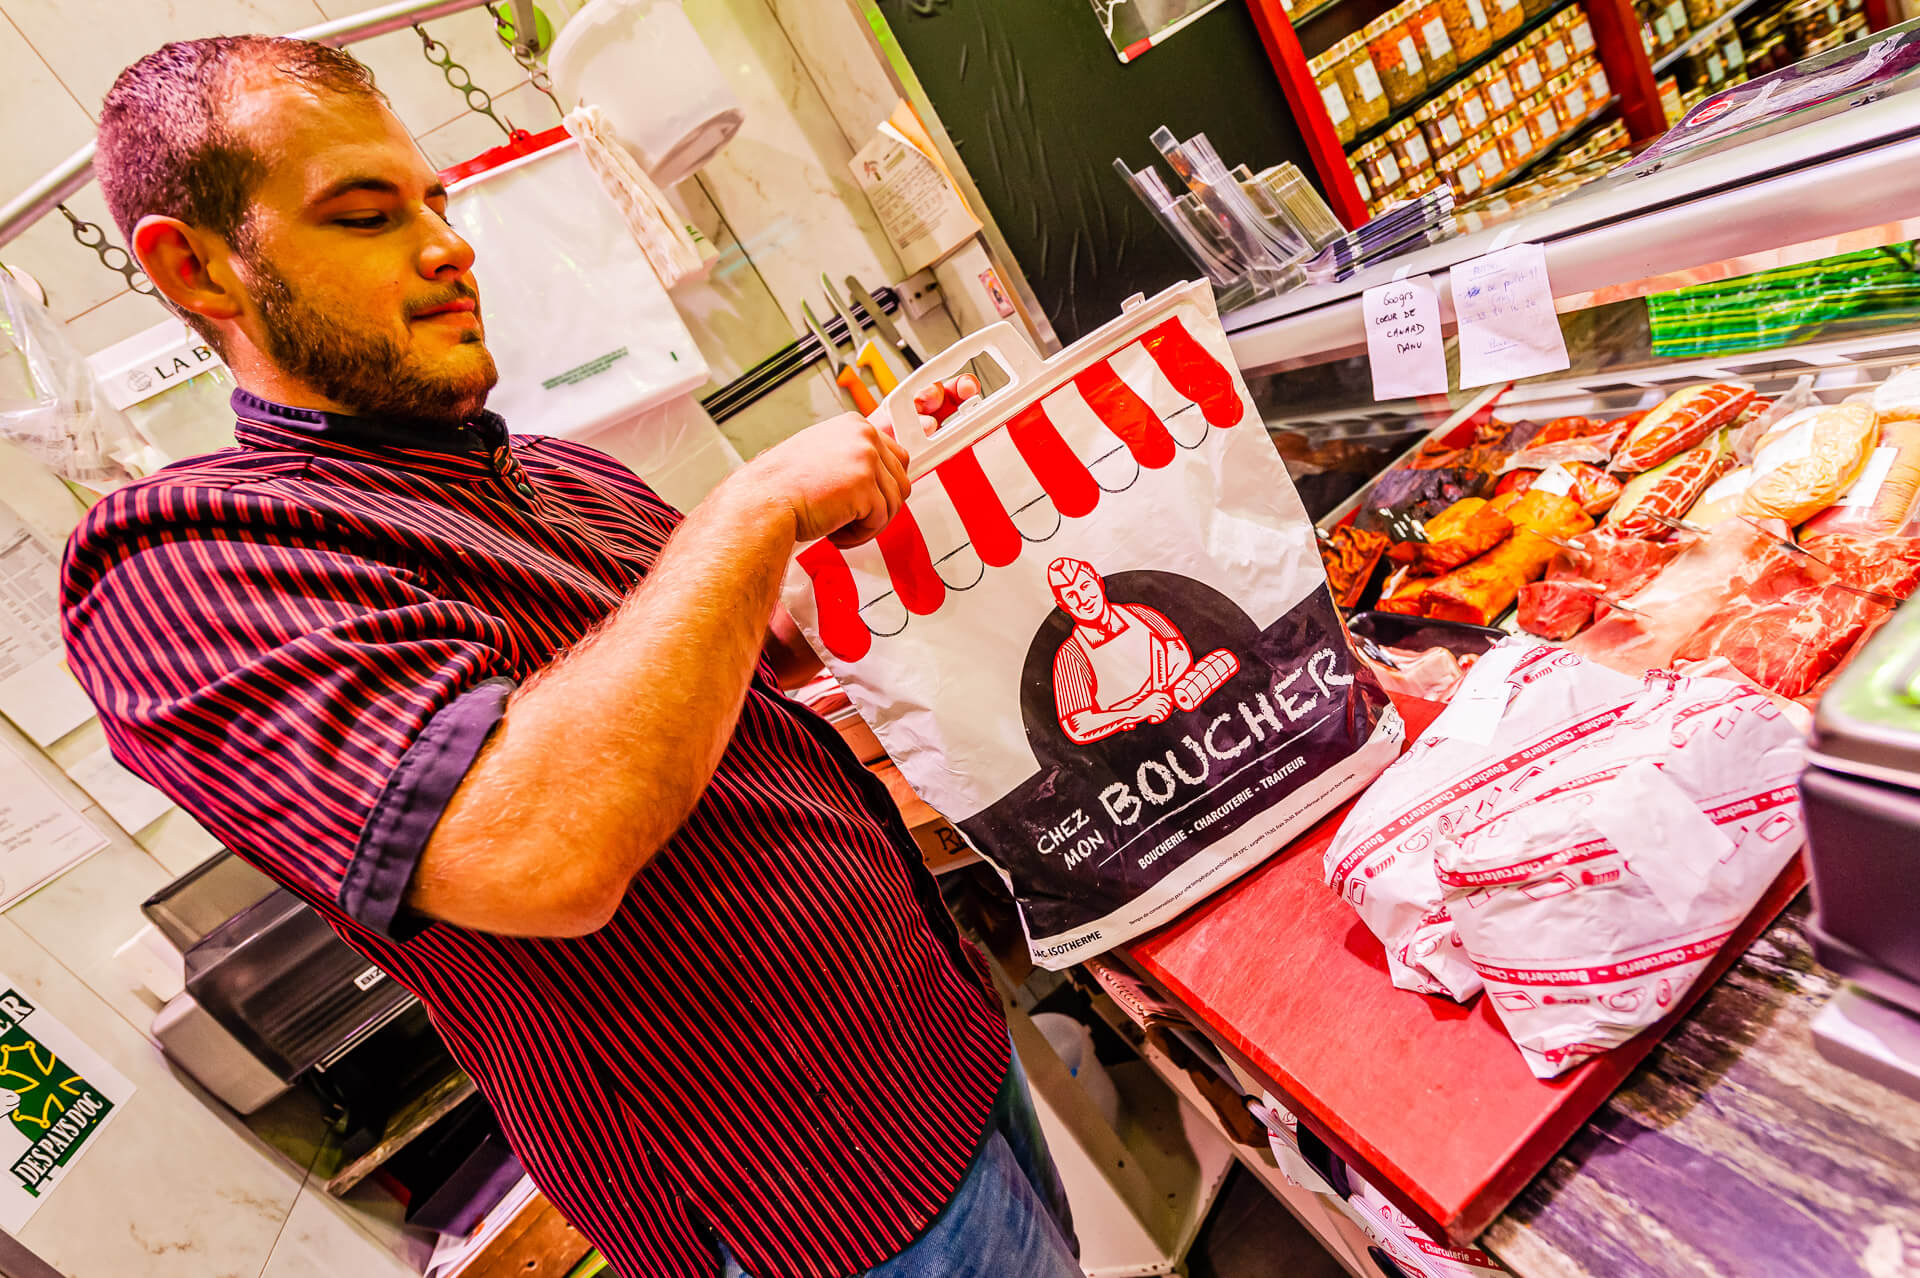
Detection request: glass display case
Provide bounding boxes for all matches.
[1225,19,1920,522]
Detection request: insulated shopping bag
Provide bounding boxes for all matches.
[782,283,1404,966]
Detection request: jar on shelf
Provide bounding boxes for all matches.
[1482,61,1521,114]
[1498,111,1538,167]
[1420,94,1467,154]
[1413,0,1460,81]
[1529,94,1563,146]
[1662,0,1693,46]
[1521,0,1555,23]
[1334,36,1393,133]
[1510,38,1548,94]
[1641,0,1675,58]
[1584,61,1610,103]
[1366,14,1430,107]
[1556,71,1592,125]
[1537,25,1574,76]
[1684,0,1718,26]
[1312,48,1359,143]
[1721,29,1748,77]
[1490,0,1527,40]
[1439,0,1495,62]
[1386,119,1436,187]
[1565,9,1598,56]
[1455,78,1493,132]
[1473,139,1509,189]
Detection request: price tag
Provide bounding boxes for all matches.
[1463,97,1486,128]
[1518,59,1543,90]
[1568,87,1588,118]
[1452,242,1572,389]
[1571,19,1595,52]
[1363,275,1451,401]
[1424,18,1453,57]
[1490,79,1516,110]
[1356,61,1385,101]
[1443,114,1464,145]
[1532,463,1577,496]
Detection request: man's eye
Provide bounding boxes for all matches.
[336,213,388,229]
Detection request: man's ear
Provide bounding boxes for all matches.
[132,215,244,326]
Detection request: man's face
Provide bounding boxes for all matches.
[225,78,496,424]
[1057,565,1108,622]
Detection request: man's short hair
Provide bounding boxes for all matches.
[94,36,386,344]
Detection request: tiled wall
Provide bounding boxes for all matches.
[0,1,956,1274]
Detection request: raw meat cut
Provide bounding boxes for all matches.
[1517,578,1597,639]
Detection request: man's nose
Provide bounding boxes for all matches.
[419,210,477,281]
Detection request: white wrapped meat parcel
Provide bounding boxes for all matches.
[782,284,1403,966]
[1328,639,1805,1076]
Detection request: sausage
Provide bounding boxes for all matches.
[1608,431,1731,539]
[1612,383,1755,473]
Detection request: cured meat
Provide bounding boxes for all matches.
[1354,466,1488,535]
[1498,428,1627,475]
[1517,578,1597,639]
[1530,415,1606,445]
[1741,402,1877,525]
[1802,418,1920,538]
[1321,525,1391,608]
[1392,497,1514,574]
[1423,491,1593,625]
[1496,462,1621,515]
[1377,566,1430,615]
[1607,431,1731,539]
[1612,383,1756,473]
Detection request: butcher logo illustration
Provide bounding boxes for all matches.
[1047,557,1239,743]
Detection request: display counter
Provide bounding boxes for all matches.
[1093,34,1920,1275]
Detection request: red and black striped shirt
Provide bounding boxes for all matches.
[60,391,1011,1278]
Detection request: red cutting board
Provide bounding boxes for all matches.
[1125,695,1807,1246]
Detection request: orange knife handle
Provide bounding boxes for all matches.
[836,367,879,415]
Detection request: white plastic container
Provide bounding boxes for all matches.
[548,0,745,186]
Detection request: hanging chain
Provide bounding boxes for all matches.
[415,25,514,137]
[488,3,560,114]
[58,205,153,296]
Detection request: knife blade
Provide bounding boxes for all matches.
[824,274,908,389]
[845,276,922,370]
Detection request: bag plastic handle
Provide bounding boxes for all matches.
[875,322,1047,463]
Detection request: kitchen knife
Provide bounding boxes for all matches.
[845,276,923,370]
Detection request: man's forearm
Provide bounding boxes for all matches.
[409,478,800,935]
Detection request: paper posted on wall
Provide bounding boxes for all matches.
[0,981,135,1232]
[850,102,982,277]
[0,743,106,909]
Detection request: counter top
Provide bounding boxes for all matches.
[1484,897,1920,1278]
[1118,695,1910,1268]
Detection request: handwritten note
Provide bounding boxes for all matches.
[1363,276,1449,401]
[1451,243,1571,389]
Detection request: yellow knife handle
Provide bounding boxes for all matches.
[836,366,879,415]
[855,342,899,395]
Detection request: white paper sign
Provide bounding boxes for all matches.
[0,745,107,909]
[1363,276,1450,401]
[1451,244,1572,389]
[0,981,135,1232]
[67,748,174,835]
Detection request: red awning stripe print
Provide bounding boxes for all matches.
[798,315,1243,662]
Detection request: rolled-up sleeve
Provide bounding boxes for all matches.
[61,479,517,942]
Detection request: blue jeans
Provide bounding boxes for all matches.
[718,1048,1080,1277]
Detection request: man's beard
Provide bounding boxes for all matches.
[244,252,499,427]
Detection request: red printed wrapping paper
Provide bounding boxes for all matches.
[781,283,1404,966]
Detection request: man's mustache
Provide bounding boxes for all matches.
[408,283,481,318]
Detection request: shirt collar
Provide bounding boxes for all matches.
[230,388,511,477]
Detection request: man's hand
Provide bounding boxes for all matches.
[734,413,911,548]
[1132,690,1176,725]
